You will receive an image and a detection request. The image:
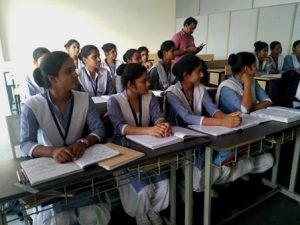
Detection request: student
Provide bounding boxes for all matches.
[20,51,110,225]
[138,46,153,69]
[64,39,82,69]
[25,47,50,97]
[165,55,257,192]
[77,45,114,96]
[283,40,300,73]
[216,52,273,114]
[101,43,123,90]
[269,41,284,74]
[171,17,205,63]
[107,63,170,225]
[115,49,142,93]
[254,41,272,75]
[149,40,176,90]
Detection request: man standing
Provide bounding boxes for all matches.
[172,17,205,63]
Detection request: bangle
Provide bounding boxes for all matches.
[78,138,89,147]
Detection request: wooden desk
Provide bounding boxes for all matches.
[254,74,281,96]
[203,120,300,225]
[208,69,225,86]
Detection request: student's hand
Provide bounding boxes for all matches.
[222,114,241,128]
[157,122,173,137]
[241,73,253,85]
[70,142,86,160]
[51,147,74,163]
[148,124,169,137]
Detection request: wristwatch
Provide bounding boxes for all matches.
[78,138,89,147]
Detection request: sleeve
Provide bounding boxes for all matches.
[86,98,105,141]
[115,75,124,93]
[20,104,41,157]
[283,55,295,71]
[107,96,127,135]
[202,89,220,117]
[149,67,160,90]
[149,94,165,124]
[255,81,272,102]
[25,75,37,96]
[219,86,242,113]
[165,92,202,125]
[171,33,181,49]
[105,72,114,95]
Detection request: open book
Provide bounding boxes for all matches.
[98,143,145,170]
[91,95,110,104]
[20,144,120,186]
[251,106,300,123]
[126,126,206,150]
[188,114,270,136]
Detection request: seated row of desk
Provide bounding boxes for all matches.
[1,117,300,225]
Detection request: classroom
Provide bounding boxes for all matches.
[0,0,300,225]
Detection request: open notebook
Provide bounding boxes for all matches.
[20,144,120,186]
[98,143,145,170]
[126,126,206,150]
[251,106,300,123]
[188,114,270,136]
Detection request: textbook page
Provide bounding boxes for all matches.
[261,74,282,78]
[267,106,300,114]
[91,96,108,104]
[171,126,207,139]
[20,158,81,186]
[75,144,120,169]
[251,108,300,123]
[126,135,182,150]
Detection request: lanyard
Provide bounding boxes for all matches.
[46,94,74,146]
[270,56,278,70]
[128,95,142,127]
[105,59,116,75]
[84,68,98,96]
[182,88,194,111]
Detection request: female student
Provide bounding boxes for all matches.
[115,49,142,93]
[77,45,114,96]
[25,47,50,97]
[269,41,284,74]
[107,63,170,225]
[216,52,273,114]
[283,40,300,74]
[165,55,255,192]
[64,39,82,69]
[254,41,272,75]
[20,51,110,225]
[149,40,176,90]
[138,46,153,69]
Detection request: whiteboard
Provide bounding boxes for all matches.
[206,12,230,59]
[256,4,295,55]
[291,3,300,52]
[228,9,258,55]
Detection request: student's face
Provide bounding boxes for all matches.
[184,23,197,34]
[164,47,175,61]
[129,72,150,95]
[105,48,117,60]
[140,51,149,63]
[83,50,101,69]
[129,52,142,64]
[185,66,203,84]
[271,44,282,56]
[257,47,269,59]
[294,44,300,55]
[51,58,78,91]
[67,43,80,57]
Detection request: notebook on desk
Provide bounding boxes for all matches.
[20,144,120,186]
[126,126,206,150]
[188,114,269,136]
[251,107,300,123]
[98,143,145,170]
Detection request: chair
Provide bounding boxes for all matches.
[5,114,20,159]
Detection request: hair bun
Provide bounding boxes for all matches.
[228,54,238,67]
[33,68,45,88]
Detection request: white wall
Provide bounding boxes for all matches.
[176,1,300,59]
[0,0,175,78]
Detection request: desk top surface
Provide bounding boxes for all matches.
[0,137,209,204]
[207,69,225,73]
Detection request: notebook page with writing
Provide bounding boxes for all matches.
[188,125,234,136]
[75,144,120,169]
[20,158,81,186]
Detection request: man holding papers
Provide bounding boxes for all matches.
[20,51,110,225]
[108,63,170,225]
